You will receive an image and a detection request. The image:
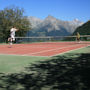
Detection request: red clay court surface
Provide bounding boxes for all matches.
[0,42,90,57]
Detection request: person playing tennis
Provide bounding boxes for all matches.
[76,32,80,43]
[8,26,18,47]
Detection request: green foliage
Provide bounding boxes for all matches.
[0,6,31,42]
[73,20,90,35]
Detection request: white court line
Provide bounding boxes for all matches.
[12,44,58,49]
[52,45,89,57]
[5,43,76,53]
[29,44,89,57]
[0,45,89,57]
[0,43,76,54]
[0,53,48,57]
[23,44,86,56]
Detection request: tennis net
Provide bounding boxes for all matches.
[15,35,90,44]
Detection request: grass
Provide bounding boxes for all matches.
[0,55,49,73]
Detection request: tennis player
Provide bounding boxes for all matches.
[76,32,80,42]
[8,26,18,47]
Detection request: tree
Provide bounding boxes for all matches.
[0,6,31,42]
[73,20,90,41]
[73,20,90,35]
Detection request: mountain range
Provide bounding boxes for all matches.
[27,15,83,36]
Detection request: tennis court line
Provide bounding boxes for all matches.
[30,44,88,57]
[52,45,89,57]
[23,44,86,56]
[0,44,89,57]
[0,43,89,57]
[0,53,49,57]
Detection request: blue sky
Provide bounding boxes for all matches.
[0,0,90,22]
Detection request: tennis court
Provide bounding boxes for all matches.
[0,41,90,89]
[0,45,90,89]
[0,41,90,57]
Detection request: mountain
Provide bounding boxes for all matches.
[28,15,83,36]
[70,18,83,26]
[28,16,43,28]
[73,20,90,35]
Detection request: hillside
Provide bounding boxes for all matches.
[73,20,90,35]
[28,15,83,36]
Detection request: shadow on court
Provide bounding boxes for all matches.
[0,53,90,90]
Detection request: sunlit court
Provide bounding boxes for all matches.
[0,41,90,57]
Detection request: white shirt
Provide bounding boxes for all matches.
[10,28,17,37]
